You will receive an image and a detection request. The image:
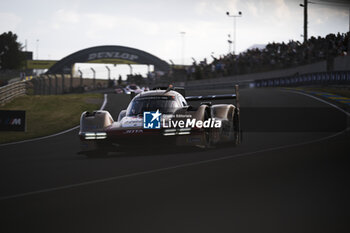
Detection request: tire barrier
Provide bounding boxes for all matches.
[254,71,350,88]
[0,81,26,105]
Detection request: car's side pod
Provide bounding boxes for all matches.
[80,110,114,133]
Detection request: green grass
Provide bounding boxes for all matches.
[0,94,103,144]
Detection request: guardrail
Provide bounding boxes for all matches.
[181,71,350,90]
[185,81,251,90]
[0,81,27,105]
[254,71,350,88]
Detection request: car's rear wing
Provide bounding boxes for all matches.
[185,85,240,108]
[153,84,240,107]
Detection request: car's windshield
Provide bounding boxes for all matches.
[129,85,138,90]
[126,96,179,116]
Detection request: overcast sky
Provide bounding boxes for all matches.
[0,0,349,77]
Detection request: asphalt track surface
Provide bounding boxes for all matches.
[0,88,349,233]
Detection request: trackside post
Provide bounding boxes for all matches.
[235,84,240,109]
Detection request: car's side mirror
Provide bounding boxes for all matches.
[117,110,127,121]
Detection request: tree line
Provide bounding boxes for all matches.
[0,31,25,70]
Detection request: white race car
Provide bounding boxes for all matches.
[79,85,241,157]
[124,84,143,95]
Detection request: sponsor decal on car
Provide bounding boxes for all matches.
[124,129,144,134]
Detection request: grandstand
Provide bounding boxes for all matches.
[183,32,349,81]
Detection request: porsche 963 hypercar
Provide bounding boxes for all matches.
[79,85,241,157]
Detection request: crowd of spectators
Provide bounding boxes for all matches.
[186,32,349,80]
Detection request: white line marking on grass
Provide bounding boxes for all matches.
[0,94,108,147]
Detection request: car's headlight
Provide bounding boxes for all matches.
[163,128,191,136]
[84,132,107,140]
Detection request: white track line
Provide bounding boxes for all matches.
[100,94,108,110]
[0,90,348,201]
[0,94,108,147]
[0,127,347,201]
[285,90,350,117]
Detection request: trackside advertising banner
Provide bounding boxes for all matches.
[0,110,26,132]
